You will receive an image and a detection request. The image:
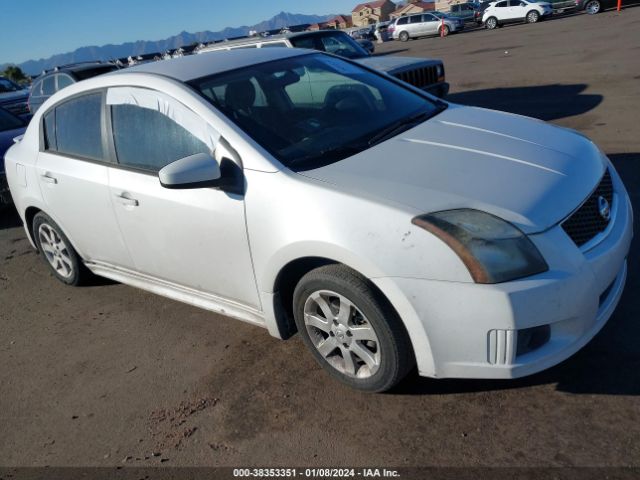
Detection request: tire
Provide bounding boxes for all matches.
[32,212,92,286]
[293,264,414,392]
[440,25,450,36]
[399,31,410,42]
[485,17,498,29]
[585,0,601,13]
[526,10,540,22]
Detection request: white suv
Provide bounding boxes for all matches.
[483,0,553,29]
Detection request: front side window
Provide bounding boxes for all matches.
[191,53,445,171]
[107,87,217,172]
[54,93,104,161]
[397,16,408,25]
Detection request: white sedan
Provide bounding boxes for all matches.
[5,49,632,391]
[483,0,553,29]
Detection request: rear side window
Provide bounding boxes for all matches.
[43,111,57,150]
[110,101,211,172]
[54,93,105,161]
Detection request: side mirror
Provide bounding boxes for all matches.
[159,152,221,189]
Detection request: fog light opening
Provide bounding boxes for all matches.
[516,325,550,357]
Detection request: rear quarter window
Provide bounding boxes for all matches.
[54,93,105,161]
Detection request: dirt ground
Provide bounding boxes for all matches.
[1,8,639,469]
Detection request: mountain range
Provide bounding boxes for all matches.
[5,12,335,76]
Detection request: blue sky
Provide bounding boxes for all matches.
[1,0,361,65]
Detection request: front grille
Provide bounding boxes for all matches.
[393,65,439,90]
[562,170,614,247]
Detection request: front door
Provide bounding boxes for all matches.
[105,86,260,309]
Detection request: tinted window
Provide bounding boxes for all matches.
[42,76,56,95]
[261,42,287,48]
[0,78,21,93]
[509,0,522,5]
[57,74,73,89]
[496,1,508,6]
[409,15,423,23]
[55,93,104,160]
[43,111,56,149]
[424,14,438,21]
[397,17,408,25]
[73,65,118,81]
[111,104,210,172]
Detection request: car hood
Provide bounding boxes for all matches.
[298,104,605,234]
[355,55,440,74]
[0,89,29,103]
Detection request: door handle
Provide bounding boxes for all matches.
[40,173,58,184]
[115,193,139,207]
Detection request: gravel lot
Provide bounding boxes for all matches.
[1,8,639,469]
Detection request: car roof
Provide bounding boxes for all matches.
[120,47,312,82]
[200,29,350,50]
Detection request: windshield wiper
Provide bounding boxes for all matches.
[288,143,369,169]
[367,105,446,147]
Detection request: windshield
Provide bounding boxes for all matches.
[0,107,24,132]
[191,53,446,171]
[290,32,369,60]
[0,78,23,93]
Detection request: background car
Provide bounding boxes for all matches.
[389,12,465,41]
[198,30,449,98]
[482,0,553,29]
[0,107,27,206]
[575,0,640,13]
[0,77,30,120]
[448,2,488,23]
[28,61,119,114]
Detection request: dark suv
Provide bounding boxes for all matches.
[28,62,119,113]
[448,2,488,23]
[0,77,30,119]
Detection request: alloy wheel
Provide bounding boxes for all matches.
[303,290,381,378]
[38,223,74,279]
[586,0,601,13]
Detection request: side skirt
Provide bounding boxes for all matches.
[85,261,267,329]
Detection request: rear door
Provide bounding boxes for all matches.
[36,92,132,266]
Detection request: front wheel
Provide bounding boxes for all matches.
[33,212,92,286]
[399,31,410,42]
[440,25,451,36]
[485,17,498,29]
[526,10,540,22]
[585,0,601,13]
[293,265,414,392]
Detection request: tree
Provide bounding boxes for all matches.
[2,65,28,84]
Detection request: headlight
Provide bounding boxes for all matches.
[412,209,548,284]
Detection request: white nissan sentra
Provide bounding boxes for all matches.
[5,49,632,392]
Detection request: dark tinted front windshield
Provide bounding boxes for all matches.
[290,32,369,59]
[0,78,22,93]
[191,53,445,171]
[0,107,24,132]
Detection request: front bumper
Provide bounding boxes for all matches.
[374,168,633,379]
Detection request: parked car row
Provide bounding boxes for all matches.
[388,0,639,37]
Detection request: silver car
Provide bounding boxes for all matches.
[390,12,465,41]
[5,49,632,392]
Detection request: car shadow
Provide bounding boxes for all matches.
[447,84,603,121]
[393,152,640,396]
[0,205,22,230]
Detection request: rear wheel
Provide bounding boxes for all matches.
[485,16,498,29]
[33,212,91,286]
[585,0,601,13]
[293,265,414,392]
[399,31,410,42]
[526,10,540,22]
